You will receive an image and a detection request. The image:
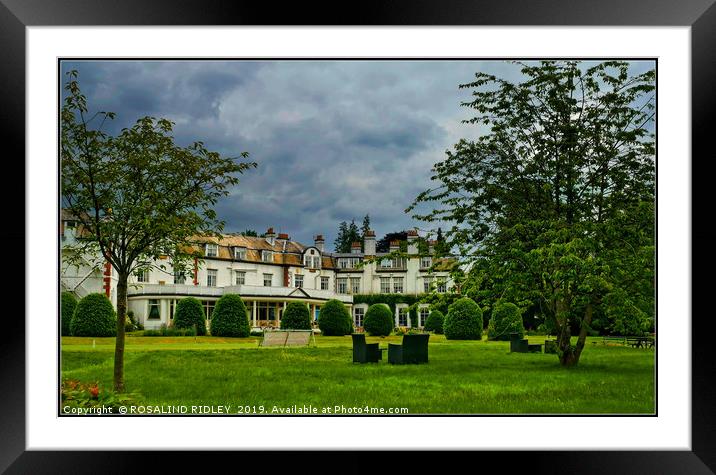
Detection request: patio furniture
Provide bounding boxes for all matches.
[528,343,543,353]
[352,333,381,363]
[509,332,528,353]
[388,333,429,364]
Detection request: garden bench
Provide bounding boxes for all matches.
[261,330,314,348]
[602,336,626,346]
[527,343,543,353]
[626,336,653,349]
[388,333,429,364]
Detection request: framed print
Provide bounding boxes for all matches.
[2,0,715,472]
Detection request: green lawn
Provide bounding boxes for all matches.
[61,334,655,414]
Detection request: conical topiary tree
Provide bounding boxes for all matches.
[363,303,393,336]
[70,293,117,337]
[280,302,312,330]
[174,297,207,336]
[444,297,482,340]
[61,291,78,336]
[210,294,250,337]
[424,309,445,335]
[318,299,353,336]
[487,302,525,341]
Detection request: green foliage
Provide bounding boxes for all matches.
[424,310,445,334]
[173,297,207,336]
[124,310,141,333]
[354,294,426,323]
[61,292,78,336]
[363,304,394,336]
[61,379,141,411]
[334,219,361,253]
[444,297,483,340]
[318,299,353,336]
[487,302,525,340]
[143,324,196,337]
[71,293,117,337]
[210,294,250,337]
[280,302,312,330]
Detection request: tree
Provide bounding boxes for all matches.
[280,302,312,330]
[360,214,371,251]
[363,303,393,336]
[61,71,255,390]
[211,294,250,337]
[487,302,525,341]
[71,293,116,337]
[334,219,361,253]
[240,229,258,237]
[317,299,353,336]
[376,231,408,253]
[444,297,483,340]
[174,297,208,336]
[408,61,655,366]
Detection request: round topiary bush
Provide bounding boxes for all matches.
[318,299,353,336]
[280,302,312,330]
[70,293,117,337]
[173,297,207,336]
[61,291,78,336]
[487,302,525,341]
[424,309,445,334]
[363,303,394,336]
[210,294,250,337]
[444,297,482,340]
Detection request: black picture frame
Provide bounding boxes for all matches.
[2,0,714,472]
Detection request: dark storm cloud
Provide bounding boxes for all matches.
[60,59,655,248]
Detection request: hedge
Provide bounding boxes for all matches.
[61,292,78,336]
[363,303,393,336]
[70,293,117,337]
[318,299,353,336]
[210,294,250,337]
[173,297,207,336]
[487,302,525,341]
[280,302,312,330]
[444,297,482,340]
[424,310,445,334]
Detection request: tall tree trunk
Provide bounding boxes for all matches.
[560,301,593,367]
[113,273,128,392]
[555,297,577,367]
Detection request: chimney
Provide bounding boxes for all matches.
[314,234,325,252]
[351,242,362,254]
[389,240,400,252]
[265,227,276,245]
[363,230,376,256]
[277,233,290,241]
[407,229,419,254]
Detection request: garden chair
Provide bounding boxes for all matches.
[352,333,381,363]
[509,332,529,353]
[388,333,429,364]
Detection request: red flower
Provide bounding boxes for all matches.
[89,385,99,399]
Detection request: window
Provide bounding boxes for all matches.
[173,269,186,285]
[305,254,321,269]
[207,269,217,287]
[423,277,433,293]
[393,277,404,294]
[148,299,160,320]
[202,300,215,320]
[205,243,218,257]
[354,307,365,328]
[398,307,409,327]
[337,278,348,294]
[380,277,391,293]
[437,279,447,293]
[136,269,149,283]
[261,250,273,263]
[338,257,360,269]
[420,256,432,269]
[350,277,361,294]
[235,271,246,286]
[263,273,273,287]
[320,276,329,290]
[234,247,247,260]
[420,308,430,327]
[295,274,304,288]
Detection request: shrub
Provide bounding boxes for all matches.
[209,294,250,337]
[363,304,393,336]
[487,302,525,341]
[318,299,353,336]
[70,293,117,337]
[444,297,482,340]
[125,310,138,333]
[61,292,78,336]
[280,302,312,330]
[424,310,445,334]
[173,297,207,336]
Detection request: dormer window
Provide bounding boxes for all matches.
[261,250,273,263]
[420,257,432,269]
[304,251,321,269]
[205,243,218,257]
[234,247,247,260]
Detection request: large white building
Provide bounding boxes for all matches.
[60,214,454,331]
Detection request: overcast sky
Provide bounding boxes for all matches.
[60,60,654,250]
